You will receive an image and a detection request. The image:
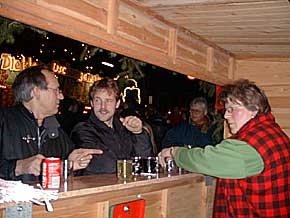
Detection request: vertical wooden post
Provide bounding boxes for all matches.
[207,47,214,72]
[96,201,109,218]
[200,177,216,218]
[161,189,168,218]
[228,57,235,80]
[200,180,208,218]
[107,0,120,35]
[168,27,177,64]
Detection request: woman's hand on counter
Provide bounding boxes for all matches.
[158,146,179,168]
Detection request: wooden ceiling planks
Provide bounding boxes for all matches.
[0,0,235,85]
[1,0,290,137]
[135,0,290,58]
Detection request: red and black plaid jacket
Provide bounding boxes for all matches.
[214,113,290,218]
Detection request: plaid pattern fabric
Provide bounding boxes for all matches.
[214,113,290,218]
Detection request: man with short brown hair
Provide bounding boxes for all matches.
[71,77,152,174]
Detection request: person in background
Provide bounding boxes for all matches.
[71,77,152,174]
[161,97,222,149]
[145,105,170,152]
[167,106,183,126]
[159,79,290,218]
[0,65,102,183]
[57,98,85,135]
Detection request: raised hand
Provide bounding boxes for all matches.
[120,116,143,134]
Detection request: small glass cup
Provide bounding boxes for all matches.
[142,157,158,174]
[62,159,74,181]
[117,160,133,180]
[165,157,176,174]
[62,160,74,192]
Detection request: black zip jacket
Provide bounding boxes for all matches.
[0,104,74,182]
[71,112,153,174]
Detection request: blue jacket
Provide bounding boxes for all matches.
[161,120,216,148]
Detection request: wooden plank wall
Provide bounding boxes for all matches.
[0,0,233,85]
[234,59,290,137]
[1,0,289,136]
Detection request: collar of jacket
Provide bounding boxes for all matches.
[18,104,38,126]
[19,104,60,138]
[232,113,274,138]
[89,111,123,130]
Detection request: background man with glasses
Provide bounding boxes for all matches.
[161,97,222,149]
[0,65,102,182]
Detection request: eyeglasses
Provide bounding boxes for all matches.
[189,109,203,114]
[47,87,63,95]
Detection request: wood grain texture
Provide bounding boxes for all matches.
[0,0,233,84]
[136,0,290,58]
[235,59,290,136]
[1,0,290,133]
[107,0,120,34]
[0,173,216,218]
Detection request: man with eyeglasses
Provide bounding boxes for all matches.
[0,65,102,182]
[161,97,222,149]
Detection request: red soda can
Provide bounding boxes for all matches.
[42,157,61,189]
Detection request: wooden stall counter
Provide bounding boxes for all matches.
[0,172,216,218]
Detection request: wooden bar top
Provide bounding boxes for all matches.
[59,172,205,199]
[0,172,205,209]
[0,172,216,218]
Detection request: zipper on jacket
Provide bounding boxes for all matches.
[37,128,41,151]
[37,127,46,151]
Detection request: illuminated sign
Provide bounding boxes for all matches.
[78,72,101,83]
[0,53,38,72]
[52,62,67,75]
[0,53,107,88]
[122,78,141,104]
[1,53,22,71]
[21,55,37,69]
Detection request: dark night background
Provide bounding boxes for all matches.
[0,17,215,113]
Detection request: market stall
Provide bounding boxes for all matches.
[0,172,216,218]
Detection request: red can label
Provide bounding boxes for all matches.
[42,158,61,190]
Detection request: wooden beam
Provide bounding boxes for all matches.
[107,0,120,35]
[0,0,234,84]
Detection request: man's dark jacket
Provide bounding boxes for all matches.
[71,112,153,174]
[0,104,73,182]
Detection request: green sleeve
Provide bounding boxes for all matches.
[174,139,264,179]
